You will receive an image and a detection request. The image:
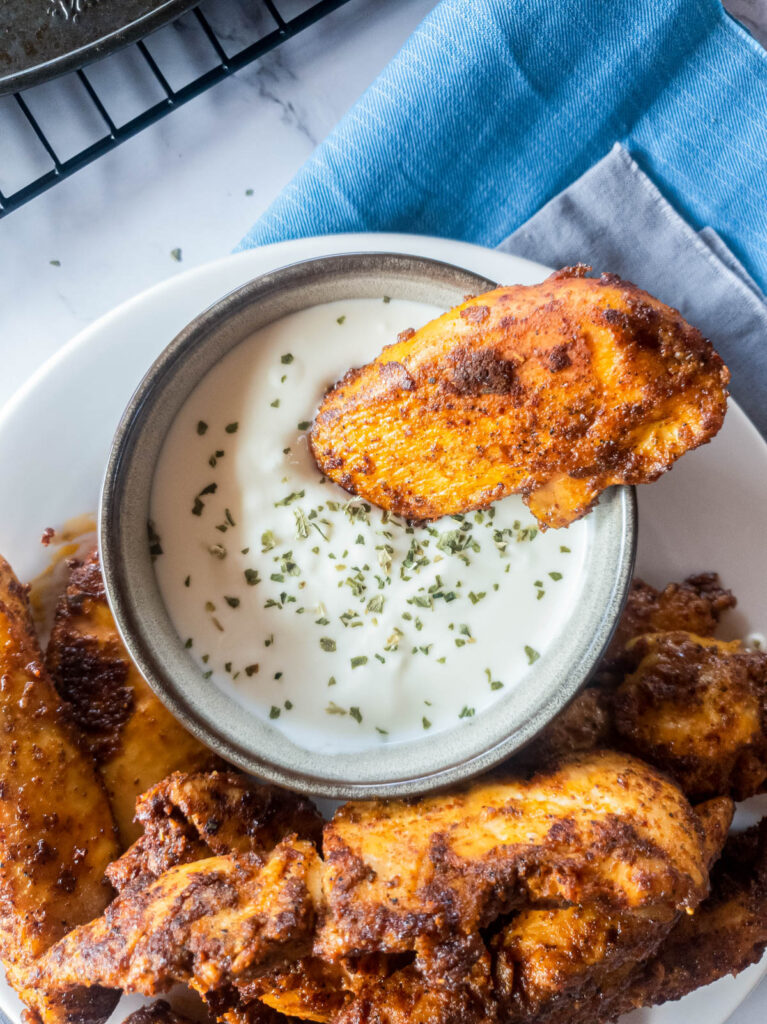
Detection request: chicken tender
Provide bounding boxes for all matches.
[310,268,729,528]
[556,817,767,1024]
[622,818,767,1012]
[108,770,323,895]
[317,751,709,967]
[29,840,323,1001]
[615,631,767,800]
[490,795,733,1023]
[0,556,120,1024]
[46,549,218,845]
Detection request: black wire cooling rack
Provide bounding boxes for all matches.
[0,0,351,220]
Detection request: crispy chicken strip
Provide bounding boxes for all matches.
[108,770,323,895]
[604,573,735,662]
[334,954,498,1024]
[29,840,322,1000]
[0,556,120,1024]
[46,549,218,845]
[546,817,767,1024]
[277,797,734,1024]
[615,631,767,800]
[491,795,734,1024]
[28,753,709,1022]
[317,751,709,967]
[228,797,734,1024]
[620,818,767,1013]
[310,268,729,528]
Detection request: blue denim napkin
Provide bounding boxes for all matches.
[238,0,767,296]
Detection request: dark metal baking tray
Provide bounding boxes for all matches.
[0,0,201,94]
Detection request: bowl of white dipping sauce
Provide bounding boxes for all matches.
[100,252,636,798]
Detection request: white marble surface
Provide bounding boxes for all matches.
[0,0,438,410]
[0,1,765,1021]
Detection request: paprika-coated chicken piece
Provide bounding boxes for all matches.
[614,631,767,801]
[0,556,120,1024]
[316,750,709,968]
[45,548,219,846]
[546,816,767,1024]
[28,840,323,1001]
[310,268,729,528]
[490,795,734,1024]
[24,752,710,1023]
[236,796,730,1024]
[107,770,323,896]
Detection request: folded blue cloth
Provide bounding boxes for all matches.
[238,0,767,295]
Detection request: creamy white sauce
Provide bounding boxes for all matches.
[151,298,590,753]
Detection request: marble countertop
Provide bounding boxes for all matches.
[0,2,765,1021]
[0,0,439,410]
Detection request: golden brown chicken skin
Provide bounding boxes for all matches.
[621,818,767,1013]
[615,631,767,800]
[310,268,729,528]
[0,556,120,1024]
[490,795,733,1024]
[551,817,767,1024]
[317,750,708,971]
[26,752,711,1024]
[46,549,218,845]
[28,840,323,1001]
[107,770,323,895]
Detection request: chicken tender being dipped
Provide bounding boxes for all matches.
[310,267,729,528]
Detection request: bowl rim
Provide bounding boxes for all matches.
[99,250,637,798]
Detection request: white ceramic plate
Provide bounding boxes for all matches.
[0,233,765,1024]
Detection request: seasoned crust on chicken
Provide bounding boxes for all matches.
[615,632,767,800]
[46,549,218,845]
[512,572,767,806]
[29,840,323,999]
[621,818,767,1012]
[108,771,323,895]
[0,556,120,1023]
[597,572,736,682]
[554,818,767,1024]
[310,268,729,528]
[27,752,711,1024]
[317,751,709,969]
[490,796,733,1024]
[493,903,672,1022]
[334,954,498,1024]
